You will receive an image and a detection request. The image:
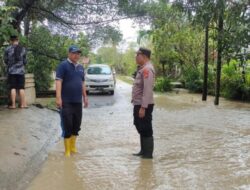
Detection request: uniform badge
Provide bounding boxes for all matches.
[143,69,149,78]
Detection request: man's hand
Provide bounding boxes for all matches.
[83,96,88,108]
[139,107,145,118]
[56,97,62,108]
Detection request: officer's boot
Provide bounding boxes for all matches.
[141,136,154,159]
[133,135,143,156]
[70,135,77,153]
[64,138,71,157]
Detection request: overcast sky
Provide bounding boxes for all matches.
[119,19,140,42]
[118,18,150,51]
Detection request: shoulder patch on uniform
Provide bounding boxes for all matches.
[143,69,149,78]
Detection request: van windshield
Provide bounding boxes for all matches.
[87,66,111,75]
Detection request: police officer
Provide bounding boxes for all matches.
[132,47,155,159]
[56,45,88,157]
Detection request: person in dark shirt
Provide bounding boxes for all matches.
[4,35,28,109]
[56,45,88,157]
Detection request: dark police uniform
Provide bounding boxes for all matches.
[56,59,85,138]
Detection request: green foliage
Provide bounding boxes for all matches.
[0,78,8,104]
[205,65,216,95]
[119,43,137,75]
[181,64,215,94]
[154,77,172,92]
[0,46,7,77]
[27,27,64,91]
[182,66,203,93]
[27,26,90,92]
[94,42,137,76]
[0,5,16,46]
[146,4,205,77]
[173,0,250,62]
[221,60,250,101]
[141,0,249,102]
[77,33,90,56]
[95,46,122,67]
[94,45,134,76]
[89,26,123,47]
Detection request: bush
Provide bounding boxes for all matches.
[0,78,8,105]
[181,64,215,94]
[27,26,90,92]
[26,52,54,92]
[221,60,250,101]
[154,77,172,92]
[182,66,203,93]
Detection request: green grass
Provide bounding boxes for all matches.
[35,97,57,110]
[117,75,134,85]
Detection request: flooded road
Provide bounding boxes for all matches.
[27,81,250,190]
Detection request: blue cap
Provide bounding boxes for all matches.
[68,45,81,53]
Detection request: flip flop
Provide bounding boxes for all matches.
[8,106,16,109]
[20,106,29,109]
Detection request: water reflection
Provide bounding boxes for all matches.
[135,160,155,190]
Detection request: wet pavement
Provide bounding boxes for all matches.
[22,81,250,189]
[0,106,60,190]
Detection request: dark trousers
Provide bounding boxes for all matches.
[8,74,25,89]
[60,103,82,138]
[133,104,154,137]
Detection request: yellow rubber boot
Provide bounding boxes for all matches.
[64,138,71,157]
[70,135,77,153]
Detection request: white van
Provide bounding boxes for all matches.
[85,64,116,95]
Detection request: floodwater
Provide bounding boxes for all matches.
[27,81,250,190]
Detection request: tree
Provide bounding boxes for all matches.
[5,0,148,35]
[0,5,16,46]
[27,26,90,91]
[95,46,122,67]
[172,0,250,104]
[87,25,123,48]
[119,42,138,75]
[0,5,17,77]
[147,3,204,77]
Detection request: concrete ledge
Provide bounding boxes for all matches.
[0,74,36,105]
[170,81,183,88]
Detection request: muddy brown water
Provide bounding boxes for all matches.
[27,81,250,190]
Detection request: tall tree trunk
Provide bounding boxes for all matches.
[214,1,224,105]
[202,24,209,101]
[11,0,38,31]
[24,16,30,37]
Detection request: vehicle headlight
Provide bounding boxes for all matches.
[108,78,114,82]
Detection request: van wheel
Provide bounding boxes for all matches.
[110,90,114,95]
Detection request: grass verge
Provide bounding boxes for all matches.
[117,75,134,85]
